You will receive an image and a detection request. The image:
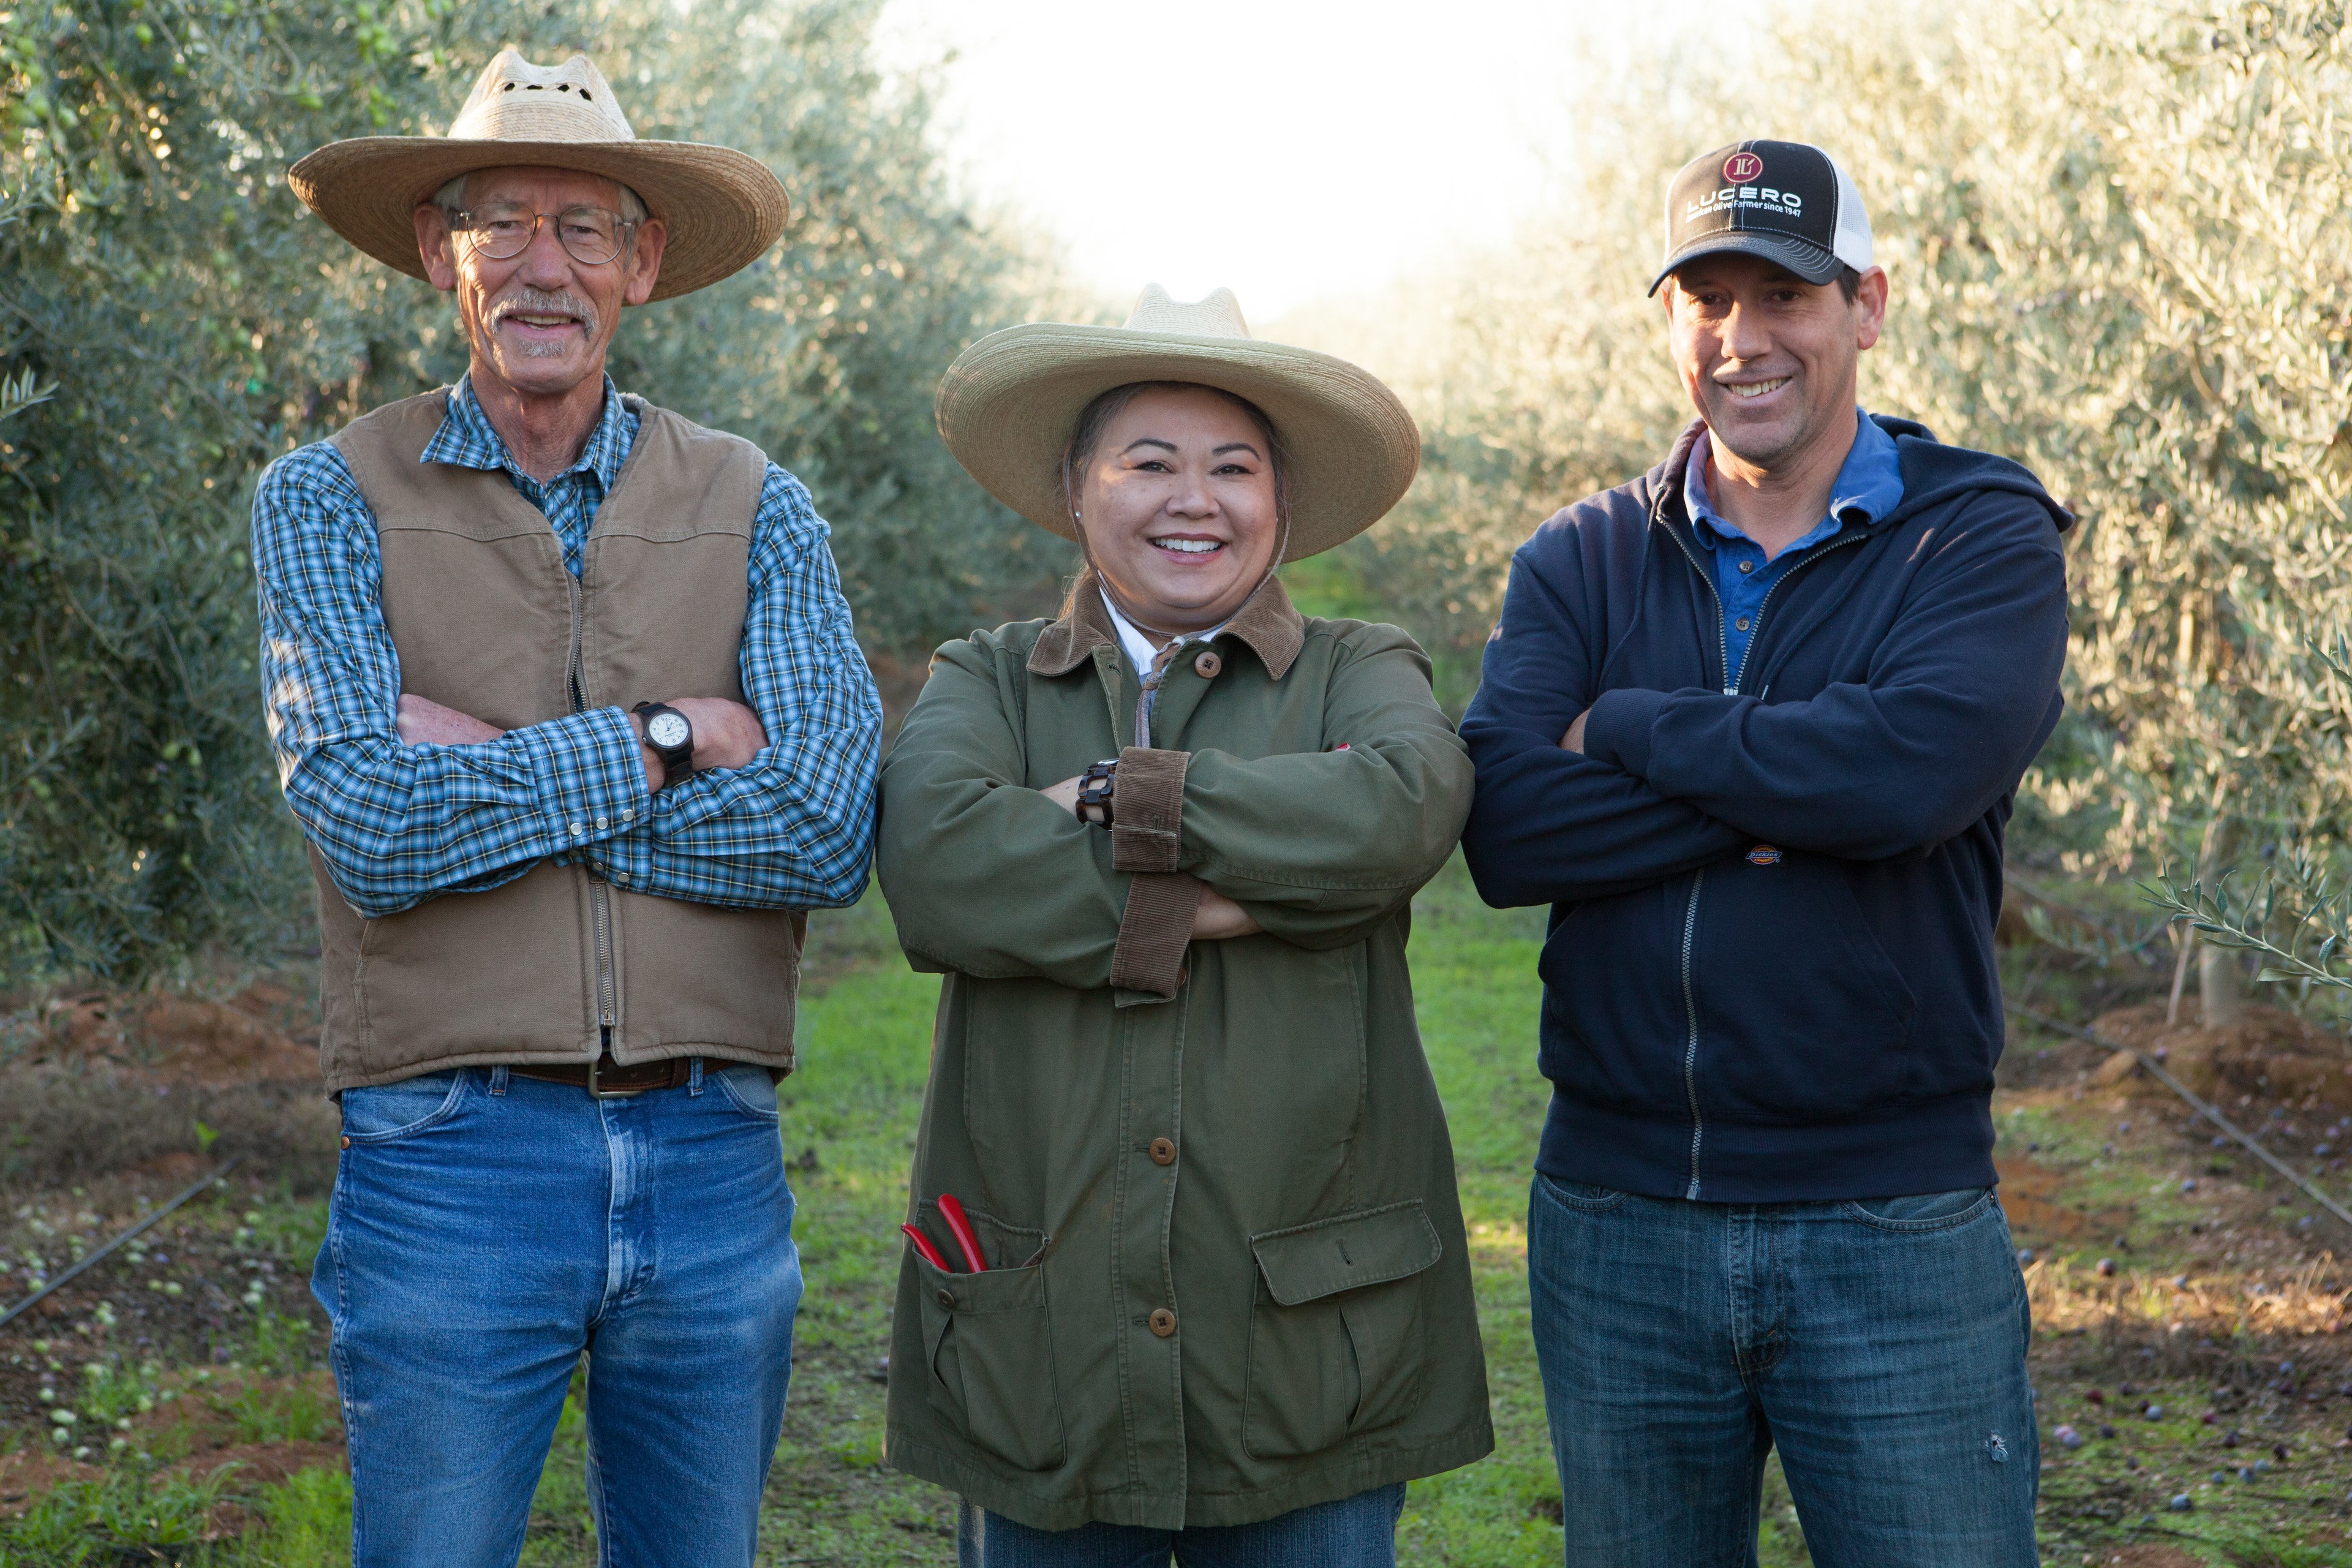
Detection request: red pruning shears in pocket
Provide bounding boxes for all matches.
[902,1193,989,1273]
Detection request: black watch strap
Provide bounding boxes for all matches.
[1075,758,1118,827]
[632,701,695,789]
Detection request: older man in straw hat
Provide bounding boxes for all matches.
[252,50,880,1566]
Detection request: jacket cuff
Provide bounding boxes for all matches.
[1112,746,1189,873]
[1582,688,1670,777]
[1110,872,1200,997]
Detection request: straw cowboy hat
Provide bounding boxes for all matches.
[935,286,1420,560]
[287,51,788,302]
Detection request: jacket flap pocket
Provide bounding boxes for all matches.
[1251,1200,1440,1307]
[918,1200,1048,1273]
[917,1250,1048,1316]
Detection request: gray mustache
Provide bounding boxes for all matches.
[489,287,601,348]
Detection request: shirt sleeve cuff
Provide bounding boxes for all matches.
[1110,871,1200,998]
[1582,688,1670,777]
[1111,746,1188,873]
[511,706,652,850]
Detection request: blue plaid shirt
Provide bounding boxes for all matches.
[253,375,880,918]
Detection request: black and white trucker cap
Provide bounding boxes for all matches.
[1648,140,1873,296]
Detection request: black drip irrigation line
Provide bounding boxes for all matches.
[0,1158,241,1333]
[2006,1002,2352,1232]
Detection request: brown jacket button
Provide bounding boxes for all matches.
[937,1289,956,1310]
[1193,649,1222,679]
[1148,1307,1178,1337]
[1149,1136,1177,1165]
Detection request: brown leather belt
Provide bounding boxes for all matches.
[508,1055,763,1098]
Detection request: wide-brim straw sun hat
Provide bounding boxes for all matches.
[935,286,1420,560]
[287,51,788,303]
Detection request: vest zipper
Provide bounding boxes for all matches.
[1653,499,1874,1199]
[564,572,619,1046]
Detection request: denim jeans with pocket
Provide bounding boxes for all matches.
[313,1062,801,1568]
[957,1483,1407,1568]
[1527,1175,2036,1567]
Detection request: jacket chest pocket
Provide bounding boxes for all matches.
[1241,1200,1441,1460]
[914,1210,1065,1473]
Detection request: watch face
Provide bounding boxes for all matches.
[646,712,691,750]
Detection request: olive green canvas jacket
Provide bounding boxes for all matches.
[876,575,1493,1531]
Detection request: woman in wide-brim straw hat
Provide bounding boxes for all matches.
[876,287,1493,1564]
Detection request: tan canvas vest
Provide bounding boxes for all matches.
[309,390,804,1091]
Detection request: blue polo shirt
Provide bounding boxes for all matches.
[1684,409,1905,691]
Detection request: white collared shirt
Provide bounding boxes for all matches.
[1100,587,1227,680]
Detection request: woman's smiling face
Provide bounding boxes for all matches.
[1072,383,1282,636]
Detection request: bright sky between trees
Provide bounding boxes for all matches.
[874,0,1740,322]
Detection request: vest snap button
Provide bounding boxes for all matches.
[936,1289,956,1311]
[1149,1137,1176,1166]
[1148,1307,1178,1337]
[1193,649,1222,679]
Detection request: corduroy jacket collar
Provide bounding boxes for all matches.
[1028,570,1306,680]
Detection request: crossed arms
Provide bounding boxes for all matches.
[254,447,881,917]
[879,624,1472,994]
[1458,503,2068,908]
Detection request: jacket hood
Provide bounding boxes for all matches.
[1879,415,2074,535]
[1648,414,2075,537]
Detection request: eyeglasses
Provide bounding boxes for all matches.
[451,202,635,266]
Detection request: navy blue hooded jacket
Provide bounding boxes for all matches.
[1458,415,2070,1203]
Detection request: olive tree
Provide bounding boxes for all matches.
[0,0,1054,989]
[1343,0,2352,1015]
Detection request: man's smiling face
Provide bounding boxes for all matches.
[414,164,666,404]
[1662,252,1886,473]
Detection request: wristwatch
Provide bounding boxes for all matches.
[1074,758,1118,826]
[632,701,695,788]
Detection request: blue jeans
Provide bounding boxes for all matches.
[1528,1175,2035,1567]
[956,1485,1407,1567]
[312,1063,802,1568]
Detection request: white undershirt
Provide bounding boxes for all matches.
[1099,587,1227,678]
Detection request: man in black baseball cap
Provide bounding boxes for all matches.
[1648,138,1877,294]
[1462,138,2068,1564]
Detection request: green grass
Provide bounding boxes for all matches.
[218,1378,337,1447]
[241,1467,355,1564]
[0,1469,233,1566]
[16,860,2352,1563]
